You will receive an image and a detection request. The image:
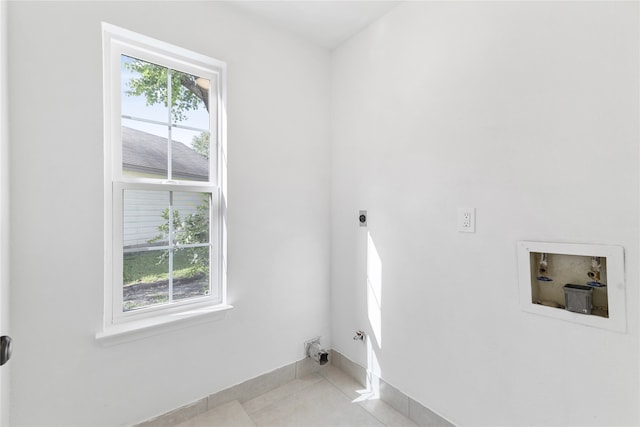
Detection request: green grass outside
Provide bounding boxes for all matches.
[124,248,208,285]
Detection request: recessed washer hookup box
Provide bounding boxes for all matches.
[563,284,593,315]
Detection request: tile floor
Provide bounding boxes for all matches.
[176,365,418,427]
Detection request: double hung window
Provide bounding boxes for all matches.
[102,24,227,331]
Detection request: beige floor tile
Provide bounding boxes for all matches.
[320,364,372,401]
[296,356,327,378]
[170,361,424,427]
[319,363,418,426]
[249,379,384,427]
[137,398,208,427]
[409,398,454,427]
[208,364,296,409]
[358,399,419,427]
[243,373,324,414]
[175,400,255,427]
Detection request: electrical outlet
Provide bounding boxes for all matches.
[458,208,476,233]
[359,210,367,227]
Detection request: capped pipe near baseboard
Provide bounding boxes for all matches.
[305,338,328,365]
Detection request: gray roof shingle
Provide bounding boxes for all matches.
[122,127,209,181]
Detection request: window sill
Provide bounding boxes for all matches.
[96,304,233,346]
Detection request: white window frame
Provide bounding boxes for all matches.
[99,23,230,342]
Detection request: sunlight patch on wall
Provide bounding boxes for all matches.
[367,231,382,348]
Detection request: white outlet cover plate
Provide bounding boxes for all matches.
[458,207,475,233]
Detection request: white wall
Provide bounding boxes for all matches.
[8,2,330,425]
[0,0,10,424]
[8,1,640,426]
[331,2,639,426]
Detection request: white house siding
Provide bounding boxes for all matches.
[124,189,206,247]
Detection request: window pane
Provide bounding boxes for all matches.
[173,246,210,301]
[123,190,170,248]
[171,129,209,182]
[121,55,169,123]
[122,189,212,309]
[173,192,210,245]
[122,121,169,180]
[123,249,170,312]
[121,56,213,183]
[171,69,210,129]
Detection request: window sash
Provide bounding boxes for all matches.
[108,39,222,186]
[112,181,221,323]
